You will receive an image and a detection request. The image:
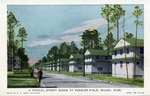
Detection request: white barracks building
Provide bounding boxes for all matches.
[111,38,144,78]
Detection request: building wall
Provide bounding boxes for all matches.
[85,56,110,63]
[85,64,92,74]
[69,65,83,72]
[112,47,143,59]
[85,62,112,74]
[112,59,143,78]
[69,65,74,72]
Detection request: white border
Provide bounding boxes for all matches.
[0,0,150,96]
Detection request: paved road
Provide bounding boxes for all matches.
[34,69,136,88]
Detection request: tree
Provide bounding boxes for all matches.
[7,12,20,71]
[122,18,129,78]
[41,56,47,70]
[80,29,102,50]
[101,4,113,76]
[125,32,134,39]
[111,4,125,41]
[104,32,116,50]
[17,27,27,48]
[70,41,79,54]
[59,42,70,58]
[16,48,29,69]
[48,46,59,71]
[133,6,143,79]
[17,27,28,71]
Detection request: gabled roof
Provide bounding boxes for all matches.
[113,38,144,50]
[70,54,83,59]
[125,38,143,46]
[59,58,69,62]
[85,49,109,56]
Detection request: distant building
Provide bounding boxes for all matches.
[111,38,144,78]
[57,58,69,71]
[14,61,21,69]
[69,54,83,72]
[85,49,112,74]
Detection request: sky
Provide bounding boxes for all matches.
[7,4,144,63]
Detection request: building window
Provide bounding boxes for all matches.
[78,67,82,70]
[120,50,123,55]
[96,56,99,59]
[98,67,103,71]
[120,61,123,68]
[140,47,144,54]
[105,56,108,60]
[126,48,129,54]
[114,51,117,56]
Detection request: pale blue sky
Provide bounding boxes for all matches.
[8,4,144,59]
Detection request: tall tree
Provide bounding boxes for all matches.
[111,4,125,41]
[17,27,27,71]
[104,32,116,50]
[101,4,113,76]
[133,6,143,79]
[122,18,129,78]
[59,42,70,58]
[80,29,102,50]
[17,27,27,48]
[16,48,29,69]
[41,56,47,70]
[7,12,19,71]
[48,46,58,70]
[70,41,79,54]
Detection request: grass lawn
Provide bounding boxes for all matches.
[8,69,39,88]
[46,70,144,87]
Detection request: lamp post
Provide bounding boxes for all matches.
[83,32,85,77]
[58,49,60,73]
[79,32,85,77]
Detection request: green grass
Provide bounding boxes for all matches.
[46,70,144,87]
[85,74,144,87]
[8,69,39,88]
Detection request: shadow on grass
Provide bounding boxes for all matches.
[14,72,30,74]
[8,76,32,78]
[8,85,39,88]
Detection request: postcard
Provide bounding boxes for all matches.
[0,0,150,96]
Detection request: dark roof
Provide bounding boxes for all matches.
[125,38,143,46]
[86,49,109,56]
[59,58,69,62]
[112,38,144,50]
[70,54,83,59]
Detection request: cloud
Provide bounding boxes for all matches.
[27,39,61,47]
[27,18,106,48]
[27,34,81,48]
[38,34,50,39]
[61,35,81,42]
[63,18,107,34]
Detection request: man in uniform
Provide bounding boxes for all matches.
[38,68,43,83]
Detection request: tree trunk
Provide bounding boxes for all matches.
[107,18,110,76]
[134,18,138,79]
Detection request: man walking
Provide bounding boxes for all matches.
[38,68,43,83]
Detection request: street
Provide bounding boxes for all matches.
[34,69,136,88]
